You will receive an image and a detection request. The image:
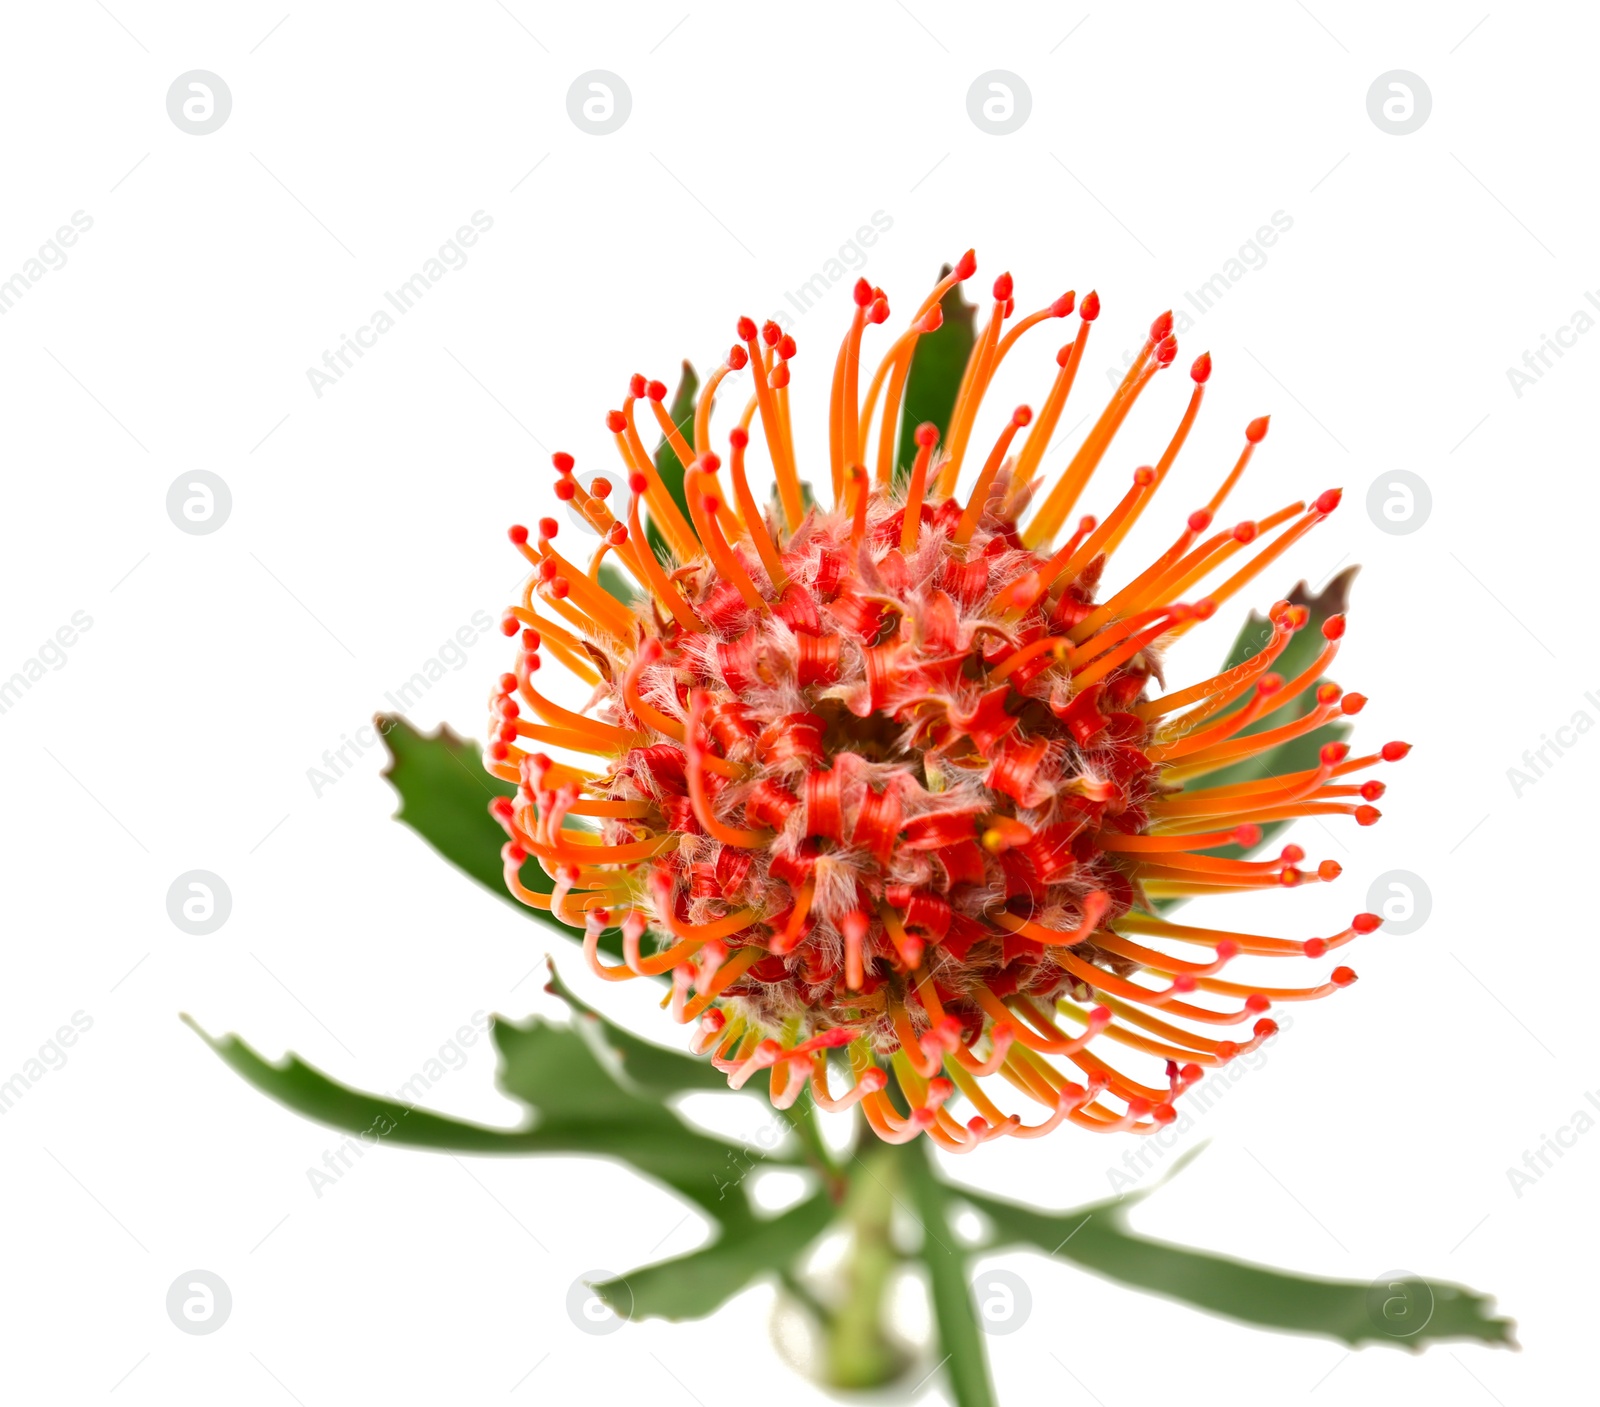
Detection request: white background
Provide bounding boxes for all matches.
[1,2,1591,1402]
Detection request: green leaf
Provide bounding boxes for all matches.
[598,560,636,608]
[1155,568,1358,891]
[959,1177,1516,1350]
[185,1006,779,1217]
[592,1190,837,1322]
[646,360,698,561]
[896,268,979,482]
[377,714,631,964]
[904,1140,997,1407]
[544,960,729,1097]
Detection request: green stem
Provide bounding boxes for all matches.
[824,1136,906,1389]
[903,1139,997,1407]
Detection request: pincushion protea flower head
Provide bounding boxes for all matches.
[485,253,1407,1150]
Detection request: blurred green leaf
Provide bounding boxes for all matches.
[598,560,636,608]
[1154,568,1357,893]
[905,1141,997,1407]
[185,1006,782,1217]
[377,714,630,964]
[646,360,698,561]
[593,1190,836,1322]
[959,1176,1516,1350]
[896,268,978,482]
[544,960,729,1097]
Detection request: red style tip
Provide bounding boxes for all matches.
[778,334,797,358]
[553,479,576,502]
[736,315,758,341]
[1352,912,1382,933]
[699,452,721,473]
[498,672,518,693]
[607,523,628,546]
[552,451,576,473]
[1303,937,1328,958]
[591,478,612,500]
[868,297,890,325]
[761,320,781,346]
[769,362,791,389]
[1187,509,1213,533]
[1381,741,1412,762]
[1245,994,1271,1014]
[1012,405,1033,427]
[1320,741,1350,766]
[1080,290,1101,321]
[538,517,559,540]
[1155,334,1178,365]
[1245,415,1270,444]
[853,277,874,307]
[499,613,518,637]
[1233,521,1259,543]
[1318,860,1341,881]
[1354,805,1381,826]
[1360,780,1386,801]
[1235,823,1262,847]
[920,306,945,334]
[1331,966,1358,986]
[1191,351,1212,384]
[1315,488,1343,513]
[628,471,648,494]
[914,422,940,448]
[1133,465,1156,487]
[728,425,749,450]
[727,344,750,371]
[1340,693,1368,716]
[550,577,570,599]
[953,249,977,280]
[508,524,529,545]
[1322,614,1346,640]
[993,272,1014,301]
[628,374,647,400]
[1150,310,1174,341]
[605,410,627,433]
[1051,291,1076,318]
[646,379,667,402]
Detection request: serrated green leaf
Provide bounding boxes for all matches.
[185,1006,779,1217]
[959,1178,1516,1350]
[896,268,979,483]
[545,960,729,1097]
[377,713,630,964]
[646,360,698,561]
[593,1190,836,1322]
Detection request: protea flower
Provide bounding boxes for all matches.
[485,253,1406,1150]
